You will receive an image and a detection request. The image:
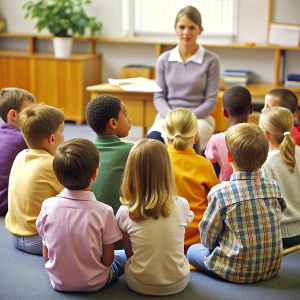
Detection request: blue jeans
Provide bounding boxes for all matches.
[106,250,127,285]
[10,233,43,255]
[187,244,219,278]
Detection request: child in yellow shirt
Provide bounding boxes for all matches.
[164,108,219,252]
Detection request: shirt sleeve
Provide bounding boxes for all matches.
[192,54,220,119]
[36,200,47,239]
[204,135,218,163]
[116,205,128,233]
[153,54,173,117]
[179,197,194,227]
[102,207,123,245]
[199,191,223,250]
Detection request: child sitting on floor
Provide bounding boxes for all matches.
[116,139,194,296]
[86,94,133,214]
[260,107,300,247]
[5,104,65,255]
[36,138,127,292]
[205,85,253,181]
[163,108,219,252]
[187,123,286,283]
[262,88,300,146]
[0,88,35,215]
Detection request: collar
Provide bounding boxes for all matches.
[168,145,196,154]
[57,188,97,202]
[230,170,263,181]
[95,135,121,142]
[0,123,21,131]
[27,149,52,155]
[168,45,205,64]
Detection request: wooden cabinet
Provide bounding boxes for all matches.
[0,48,101,124]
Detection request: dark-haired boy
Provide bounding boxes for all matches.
[262,88,300,146]
[5,104,65,254]
[36,138,126,292]
[86,94,133,214]
[188,123,285,283]
[0,88,36,215]
[205,86,253,181]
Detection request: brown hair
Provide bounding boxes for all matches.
[19,103,65,149]
[259,106,296,172]
[120,139,177,222]
[225,123,269,171]
[0,88,35,123]
[53,138,100,190]
[267,88,298,113]
[175,5,202,27]
[163,108,198,151]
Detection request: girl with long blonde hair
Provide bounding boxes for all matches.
[116,139,194,296]
[260,106,300,247]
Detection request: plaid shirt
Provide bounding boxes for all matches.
[200,170,285,283]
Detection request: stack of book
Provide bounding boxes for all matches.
[221,70,252,86]
[285,74,300,88]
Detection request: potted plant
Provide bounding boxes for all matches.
[23,0,103,58]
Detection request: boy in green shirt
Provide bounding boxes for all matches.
[86,94,133,214]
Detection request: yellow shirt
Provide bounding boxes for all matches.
[5,149,64,236]
[168,145,219,251]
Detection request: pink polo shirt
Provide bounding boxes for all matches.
[205,130,233,182]
[36,188,122,292]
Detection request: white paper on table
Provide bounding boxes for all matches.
[108,77,162,92]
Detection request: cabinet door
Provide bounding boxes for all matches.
[0,57,30,90]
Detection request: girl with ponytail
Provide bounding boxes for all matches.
[260,106,300,247]
[164,108,219,252]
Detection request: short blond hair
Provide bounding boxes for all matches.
[225,123,269,171]
[163,108,198,151]
[19,104,65,149]
[259,106,296,172]
[0,88,35,123]
[120,139,177,222]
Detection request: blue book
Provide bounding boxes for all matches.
[287,74,300,81]
[221,70,252,77]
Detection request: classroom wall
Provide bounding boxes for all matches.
[0,0,299,83]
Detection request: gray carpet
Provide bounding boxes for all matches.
[1,217,300,300]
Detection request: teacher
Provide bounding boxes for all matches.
[147,5,220,153]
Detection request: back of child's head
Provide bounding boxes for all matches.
[120,139,177,222]
[19,103,65,149]
[259,106,296,172]
[267,88,298,113]
[0,88,35,123]
[225,123,269,172]
[222,86,252,116]
[163,108,198,150]
[53,138,100,190]
[86,94,121,134]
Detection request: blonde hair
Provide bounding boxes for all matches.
[0,88,35,123]
[19,103,65,149]
[225,123,269,171]
[259,106,296,172]
[175,5,202,27]
[163,108,198,151]
[120,139,177,222]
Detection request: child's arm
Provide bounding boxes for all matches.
[122,231,133,259]
[43,244,49,262]
[101,243,115,267]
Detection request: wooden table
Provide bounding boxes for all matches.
[87,83,158,136]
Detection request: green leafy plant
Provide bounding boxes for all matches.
[23,0,102,37]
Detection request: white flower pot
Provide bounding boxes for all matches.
[53,37,73,58]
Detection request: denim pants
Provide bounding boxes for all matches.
[187,244,218,278]
[10,233,43,255]
[106,250,128,285]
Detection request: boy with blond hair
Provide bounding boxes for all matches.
[0,88,36,215]
[36,138,126,292]
[86,94,133,214]
[5,104,65,255]
[262,88,300,146]
[205,86,253,182]
[188,123,286,283]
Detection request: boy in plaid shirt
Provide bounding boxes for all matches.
[187,123,286,283]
